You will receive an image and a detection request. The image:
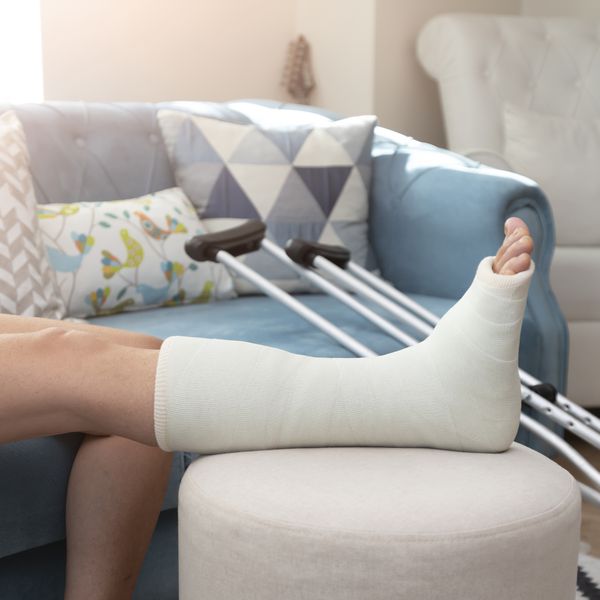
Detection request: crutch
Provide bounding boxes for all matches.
[184,221,374,358]
[275,238,600,504]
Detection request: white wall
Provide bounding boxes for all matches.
[294,0,376,117]
[0,0,43,102]
[41,0,296,102]
[42,1,599,146]
[522,0,600,18]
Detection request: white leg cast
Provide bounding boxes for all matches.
[153,257,533,455]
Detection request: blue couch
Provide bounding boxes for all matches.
[0,100,568,599]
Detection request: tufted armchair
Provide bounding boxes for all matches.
[417,14,600,407]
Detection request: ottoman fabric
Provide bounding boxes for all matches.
[178,444,580,600]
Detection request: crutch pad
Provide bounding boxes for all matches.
[185,220,266,262]
[528,382,558,404]
[285,239,350,268]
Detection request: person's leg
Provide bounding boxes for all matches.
[0,326,158,445]
[154,218,535,454]
[0,316,172,600]
[64,434,173,600]
[0,217,535,454]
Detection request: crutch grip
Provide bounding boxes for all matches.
[185,220,266,262]
[528,382,558,404]
[285,239,350,268]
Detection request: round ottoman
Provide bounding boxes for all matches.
[178,443,581,600]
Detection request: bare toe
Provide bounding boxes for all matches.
[493,218,534,274]
[499,253,531,276]
[504,216,524,236]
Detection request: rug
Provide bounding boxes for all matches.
[577,553,600,599]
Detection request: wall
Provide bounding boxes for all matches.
[40,0,522,145]
[522,0,600,18]
[0,1,43,103]
[294,0,376,118]
[42,1,599,146]
[41,0,296,102]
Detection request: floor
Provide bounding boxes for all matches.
[554,431,600,557]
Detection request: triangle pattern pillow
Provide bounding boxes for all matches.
[158,109,377,293]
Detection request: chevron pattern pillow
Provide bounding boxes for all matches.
[158,109,377,292]
[0,110,65,318]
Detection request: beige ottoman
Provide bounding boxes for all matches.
[178,444,581,600]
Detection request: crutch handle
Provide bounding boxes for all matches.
[285,239,350,269]
[527,382,558,404]
[185,220,266,262]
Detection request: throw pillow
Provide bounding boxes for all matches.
[37,187,235,318]
[0,110,65,318]
[503,104,600,246]
[157,109,377,292]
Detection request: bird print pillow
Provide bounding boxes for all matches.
[37,187,236,318]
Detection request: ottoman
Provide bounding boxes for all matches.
[178,444,581,600]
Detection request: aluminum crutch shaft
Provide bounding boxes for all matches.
[260,239,418,347]
[520,386,600,449]
[312,256,434,337]
[216,252,376,358]
[184,220,376,358]
[348,261,440,326]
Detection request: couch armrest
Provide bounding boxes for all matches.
[369,138,568,392]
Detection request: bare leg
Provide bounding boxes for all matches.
[0,326,158,445]
[0,315,171,600]
[0,216,535,447]
[64,434,173,600]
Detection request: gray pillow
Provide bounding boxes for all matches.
[158,108,377,292]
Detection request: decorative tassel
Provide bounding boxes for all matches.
[281,35,315,104]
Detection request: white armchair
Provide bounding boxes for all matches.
[417,13,600,408]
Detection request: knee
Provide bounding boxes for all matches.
[33,326,112,355]
[136,334,163,350]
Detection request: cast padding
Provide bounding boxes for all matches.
[153,257,534,454]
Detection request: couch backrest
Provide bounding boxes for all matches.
[417,14,600,168]
[0,99,357,206]
[0,102,175,205]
